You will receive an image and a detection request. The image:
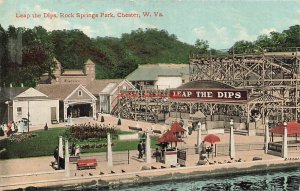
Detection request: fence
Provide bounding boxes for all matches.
[179,143,264,157]
[79,149,156,165]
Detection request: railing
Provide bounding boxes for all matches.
[180,143,264,157]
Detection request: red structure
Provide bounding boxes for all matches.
[158,130,183,147]
[270,122,300,135]
[203,134,221,144]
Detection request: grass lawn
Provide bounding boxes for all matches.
[0,127,159,159]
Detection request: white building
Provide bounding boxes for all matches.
[12,88,59,127]
[126,64,189,90]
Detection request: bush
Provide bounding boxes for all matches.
[117,118,121,125]
[101,116,104,122]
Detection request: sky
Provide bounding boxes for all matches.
[0,0,299,49]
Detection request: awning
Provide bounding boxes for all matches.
[270,122,300,135]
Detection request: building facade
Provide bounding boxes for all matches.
[126,64,189,90]
[48,58,96,86]
[11,88,59,127]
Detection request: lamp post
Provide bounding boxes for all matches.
[282,121,288,158]
[197,121,202,155]
[229,118,235,159]
[27,100,30,133]
[264,118,269,154]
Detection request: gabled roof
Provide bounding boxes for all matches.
[64,84,97,101]
[86,79,123,95]
[84,59,95,65]
[158,130,183,143]
[16,88,48,98]
[126,64,189,81]
[36,84,79,100]
[170,121,186,133]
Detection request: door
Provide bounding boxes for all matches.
[51,107,57,121]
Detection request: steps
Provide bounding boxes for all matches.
[224,128,248,136]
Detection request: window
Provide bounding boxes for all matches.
[17,107,22,115]
[78,90,82,96]
[182,79,185,83]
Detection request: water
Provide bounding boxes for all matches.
[113,168,300,191]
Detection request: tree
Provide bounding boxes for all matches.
[195,39,209,53]
[228,40,255,54]
[283,25,300,50]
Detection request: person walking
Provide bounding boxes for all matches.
[137,140,143,159]
[142,140,146,156]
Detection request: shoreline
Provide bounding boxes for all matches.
[2,158,300,190]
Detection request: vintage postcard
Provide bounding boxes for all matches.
[0,0,299,190]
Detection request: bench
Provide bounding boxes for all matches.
[77,158,97,170]
[128,126,143,131]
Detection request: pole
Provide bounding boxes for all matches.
[107,133,113,167]
[65,139,70,177]
[27,100,30,133]
[282,122,288,158]
[265,118,269,154]
[128,150,130,164]
[229,119,236,159]
[146,131,151,163]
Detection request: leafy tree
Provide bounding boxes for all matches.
[195,39,209,53]
[228,40,255,54]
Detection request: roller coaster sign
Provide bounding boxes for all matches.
[169,89,248,101]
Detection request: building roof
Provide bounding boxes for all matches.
[85,79,123,95]
[36,84,79,100]
[62,70,85,76]
[126,64,189,81]
[158,130,183,143]
[170,121,186,133]
[177,80,235,89]
[84,59,95,65]
[16,88,48,98]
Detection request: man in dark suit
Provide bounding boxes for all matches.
[138,141,143,159]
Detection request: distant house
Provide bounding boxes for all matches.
[86,79,136,113]
[0,87,59,127]
[40,58,96,86]
[36,84,97,121]
[126,64,189,90]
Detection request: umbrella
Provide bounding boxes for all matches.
[203,134,220,158]
[203,134,220,144]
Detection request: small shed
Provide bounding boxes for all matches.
[12,88,59,126]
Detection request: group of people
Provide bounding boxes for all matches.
[53,143,80,169]
[0,120,28,137]
[199,141,214,159]
[137,140,162,162]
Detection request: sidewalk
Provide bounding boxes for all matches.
[0,115,299,190]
